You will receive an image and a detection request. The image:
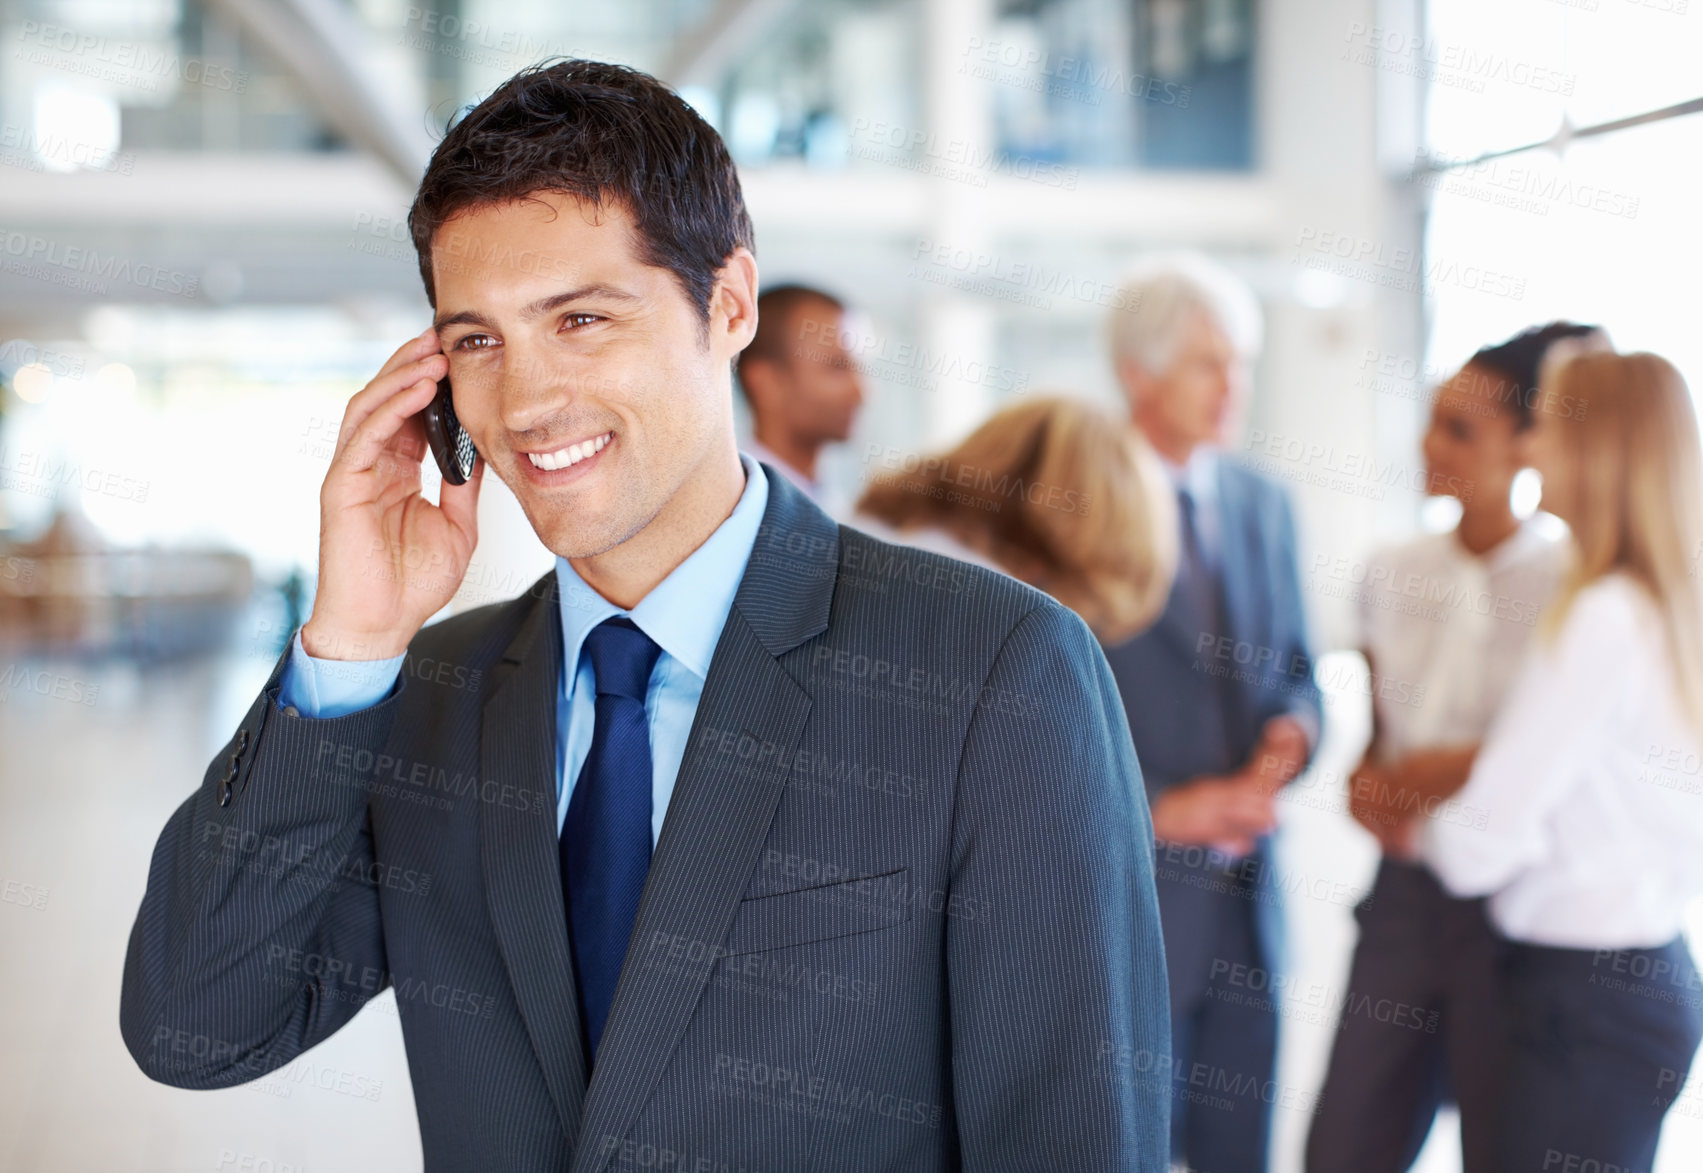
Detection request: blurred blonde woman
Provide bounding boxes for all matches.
[852,395,1178,643]
[1369,351,1703,1170]
[1308,321,1606,1173]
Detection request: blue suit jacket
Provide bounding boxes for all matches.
[1101,456,1322,992]
[121,468,1172,1171]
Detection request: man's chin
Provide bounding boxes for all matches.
[527,498,657,562]
[538,517,635,561]
[489,464,630,558]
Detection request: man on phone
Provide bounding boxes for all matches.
[120,59,1170,1172]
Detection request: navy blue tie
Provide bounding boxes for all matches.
[561,616,662,1062]
[1175,485,1224,640]
[1176,485,1237,749]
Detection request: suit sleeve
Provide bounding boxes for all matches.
[277,627,405,717]
[946,601,1171,1171]
[120,638,406,1088]
[1261,484,1324,760]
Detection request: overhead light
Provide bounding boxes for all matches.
[13,363,54,403]
[31,84,121,174]
[94,363,138,396]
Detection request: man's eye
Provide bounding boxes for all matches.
[453,335,495,351]
[563,313,602,330]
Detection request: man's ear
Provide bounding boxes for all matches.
[710,247,759,357]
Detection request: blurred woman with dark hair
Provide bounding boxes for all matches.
[1368,349,1703,1170]
[1308,321,1608,1173]
[852,394,1177,644]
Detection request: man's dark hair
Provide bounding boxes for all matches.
[1468,321,1607,431]
[408,58,754,330]
[734,284,845,392]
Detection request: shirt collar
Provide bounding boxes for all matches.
[743,437,821,500]
[554,451,770,689]
[1157,444,1218,505]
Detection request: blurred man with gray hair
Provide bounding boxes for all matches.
[1100,253,1323,1173]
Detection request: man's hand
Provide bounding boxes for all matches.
[301,328,484,661]
[1247,714,1310,794]
[1151,774,1278,859]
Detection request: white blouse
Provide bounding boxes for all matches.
[1418,571,1703,948]
[1359,517,1567,762]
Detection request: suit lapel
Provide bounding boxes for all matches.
[479,571,590,1147]
[1213,461,1259,653]
[570,468,837,1173]
[1211,462,1260,736]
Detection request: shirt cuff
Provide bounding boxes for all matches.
[277,628,405,718]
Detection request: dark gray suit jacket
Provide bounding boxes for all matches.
[1100,456,1322,990]
[121,467,1171,1172]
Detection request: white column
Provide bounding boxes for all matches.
[920,0,998,446]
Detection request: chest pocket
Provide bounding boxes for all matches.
[722,867,912,956]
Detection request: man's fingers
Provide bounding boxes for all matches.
[437,455,484,546]
[1227,773,1279,801]
[1223,790,1277,832]
[339,376,440,474]
[372,327,440,384]
[338,348,448,450]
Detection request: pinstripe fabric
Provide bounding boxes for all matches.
[121,464,1172,1171]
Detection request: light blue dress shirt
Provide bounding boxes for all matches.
[276,454,770,844]
[1158,446,1220,574]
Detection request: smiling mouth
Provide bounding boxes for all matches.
[524,431,612,471]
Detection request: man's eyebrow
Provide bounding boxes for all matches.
[433,284,643,333]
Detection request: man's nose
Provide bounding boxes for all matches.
[497,350,568,433]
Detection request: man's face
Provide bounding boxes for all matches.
[430,191,751,559]
[1125,307,1244,458]
[777,301,864,444]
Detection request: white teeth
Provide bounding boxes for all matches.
[526,432,612,471]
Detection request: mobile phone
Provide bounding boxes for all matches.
[420,374,478,485]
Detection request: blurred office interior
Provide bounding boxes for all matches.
[0,0,1700,1170]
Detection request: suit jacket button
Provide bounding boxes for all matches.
[282,705,301,718]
